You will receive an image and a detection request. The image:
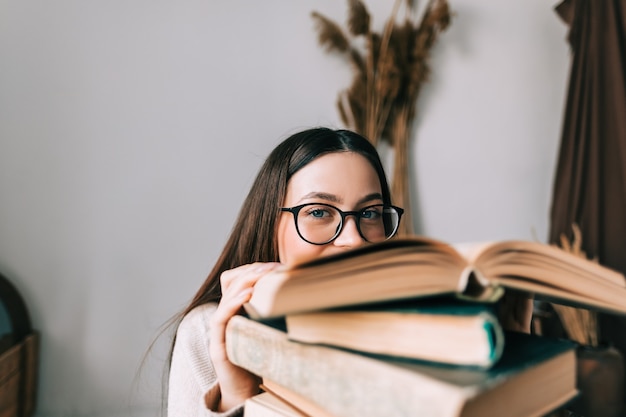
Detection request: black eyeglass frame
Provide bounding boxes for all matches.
[280,203,404,245]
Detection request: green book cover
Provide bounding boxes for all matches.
[281,297,504,368]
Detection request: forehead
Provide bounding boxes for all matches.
[284,152,382,205]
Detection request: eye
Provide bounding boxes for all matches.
[303,205,335,219]
[309,209,329,218]
[361,206,382,220]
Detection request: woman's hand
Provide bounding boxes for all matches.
[208,262,281,411]
[498,292,533,333]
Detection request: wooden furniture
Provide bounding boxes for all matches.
[0,273,38,417]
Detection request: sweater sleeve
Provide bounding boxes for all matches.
[168,303,244,417]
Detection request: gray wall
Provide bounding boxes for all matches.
[0,1,568,416]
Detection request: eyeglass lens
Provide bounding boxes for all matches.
[295,204,400,244]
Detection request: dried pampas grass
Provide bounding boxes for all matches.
[311,0,452,236]
[551,224,599,346]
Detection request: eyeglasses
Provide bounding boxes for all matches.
[280,203,404,245]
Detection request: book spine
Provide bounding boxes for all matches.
[226,316,465,417]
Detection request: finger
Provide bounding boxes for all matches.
[211,262,281,360]
[219,264,255,292]
[220,262,280,292]
[221,265,281,302]
[210,287,254,346]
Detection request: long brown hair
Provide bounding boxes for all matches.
[181,127,392,315]
[161,127,392,406]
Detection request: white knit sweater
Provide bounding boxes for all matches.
[168,303,244,417]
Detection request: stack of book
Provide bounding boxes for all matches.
[224,236,626,417]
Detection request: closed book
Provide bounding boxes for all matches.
[244,392,306,417]
[243,236,626,319]
[285,299,504,368]
[261,379,336,417]
[226,315,577,417]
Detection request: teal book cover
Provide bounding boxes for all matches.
[282,297,505,368]
[375,330,576,384]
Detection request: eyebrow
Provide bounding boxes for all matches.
[299,192,383,205]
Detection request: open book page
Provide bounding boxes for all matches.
[453,239,626,314]
[451,241,496,264]
[450,242,503,300]
[478,240,626,287]
[246,237,469,319]
[453,240,625,287]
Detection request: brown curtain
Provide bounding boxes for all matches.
[548,0,626,409]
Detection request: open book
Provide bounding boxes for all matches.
[244,236,626,319]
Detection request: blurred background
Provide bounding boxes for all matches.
[0,1,569,416]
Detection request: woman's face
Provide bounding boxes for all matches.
[277,151,383,265]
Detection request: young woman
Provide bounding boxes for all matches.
[166,127,531,416]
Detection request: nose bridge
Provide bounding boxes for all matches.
[342,210,360,223]
[340,210,362,233]
[335,210,364,244]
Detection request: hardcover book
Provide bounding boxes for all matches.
[261,379,335,417]
[244,236,626,319]
[285,299,504,368]
[244,391,307,417]
[226,315,577,417]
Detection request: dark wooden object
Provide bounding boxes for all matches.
[0,273,38,417]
